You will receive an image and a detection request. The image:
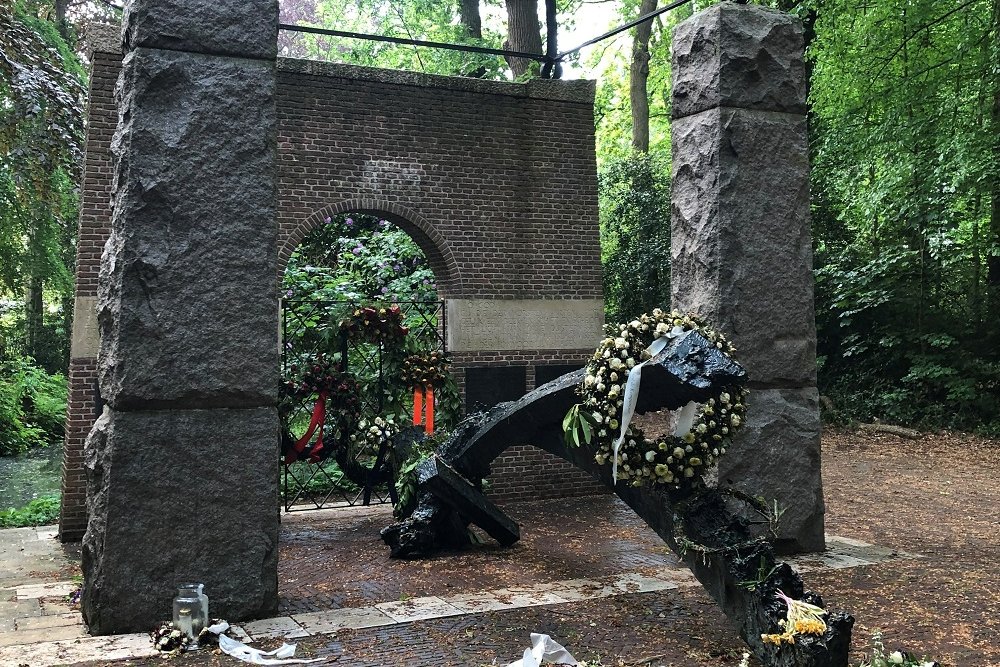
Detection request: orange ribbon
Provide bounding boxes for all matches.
[412,386,434,434]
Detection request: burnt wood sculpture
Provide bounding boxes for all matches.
[382,331,853,666]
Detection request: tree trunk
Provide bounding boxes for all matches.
[26,275,43,361]
[988,2,1000,315]
[630,0,657,152]
[54,0,70,41]
[459,0,482,39]
[989,85,1000,293]
[504,0,543,79]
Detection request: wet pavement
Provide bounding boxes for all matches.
[0,467,930,666]
[278,495,678,615]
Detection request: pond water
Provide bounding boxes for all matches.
[0,444,63,509]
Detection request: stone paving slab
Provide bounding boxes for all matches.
[0,632,155,664]
[0,523,79,591]
[375,596,465,622]
[15,581,78,599]
[293,607,395,634]
[241,615,310,640]
[16,611,83,631]
[0,621,86,646]
[446,588,568,613]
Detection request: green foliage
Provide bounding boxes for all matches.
[562,403,595,449]
[281,460,360,499]
[392,431,444,519]
[279,0,505,78]
[0,494,60,528]
[594,0,1000,432]
[284,213,437,303]
[599,150,672,325]
[810,0,1000,431]
[0,355,67,456]
[0,3,83,370]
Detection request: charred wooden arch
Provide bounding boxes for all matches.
[382,331,853,667]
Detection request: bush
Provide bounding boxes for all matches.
[599,150,672,324]
[0,494,60,528]
[0,355,67,456]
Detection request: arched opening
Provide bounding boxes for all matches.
[275,210,462,613]
[278,201,461,299]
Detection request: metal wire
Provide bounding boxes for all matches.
[556,0,696,60]
[279,0,697,79]
[278,23,551,64]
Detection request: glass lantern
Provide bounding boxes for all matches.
[172,584,207,649]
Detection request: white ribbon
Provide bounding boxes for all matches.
[672,400,700,438]
[505,633,578,667]
[216,630,323,665]
[611,326,685,484]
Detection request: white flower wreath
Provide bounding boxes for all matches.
[564,309,749,491]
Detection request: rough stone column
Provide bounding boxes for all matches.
[81,0,280,634]
[670,2,824,553]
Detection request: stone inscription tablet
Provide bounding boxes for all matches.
[446,299,604,352]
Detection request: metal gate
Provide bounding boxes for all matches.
[280,298,446,511]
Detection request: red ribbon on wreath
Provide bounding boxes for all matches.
[412,386,434,434]
[284,390,328,464]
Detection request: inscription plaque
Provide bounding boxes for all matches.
[446,299,603,352]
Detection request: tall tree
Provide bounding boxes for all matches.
[459,0,482,39]
[629,0,657,152]
[988,0,1000,308]
[503,0,543,78]
[0,3,84,368]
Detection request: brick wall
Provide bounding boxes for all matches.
[59,51,118,540]
[61,54,604,540]
[448,349,606,503]
[274,60,603,300]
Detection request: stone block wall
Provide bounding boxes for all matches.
[670,3,824,553]
[61,50,605,540]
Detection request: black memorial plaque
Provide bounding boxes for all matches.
[465,366,526,412]
[534,364,584,387]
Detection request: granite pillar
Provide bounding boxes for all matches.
[82,0,281,633]
[670,2,824,553]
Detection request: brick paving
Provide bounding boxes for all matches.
[277,495,678,614]
[6,428,995,666]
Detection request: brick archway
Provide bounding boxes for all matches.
[61,49,607,541]
[279,199,462,297]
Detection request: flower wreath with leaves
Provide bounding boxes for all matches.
[400,350,449,389]
[340,305,408,344]
[564,309,748,492]
[279,354,363,462]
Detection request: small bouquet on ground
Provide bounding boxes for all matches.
[761,589,828,646]
[150,618,227,654]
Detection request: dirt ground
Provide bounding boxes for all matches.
[72,427,999,667]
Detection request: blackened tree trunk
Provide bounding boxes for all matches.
[630,0,657,152]
[504,0,543,78]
